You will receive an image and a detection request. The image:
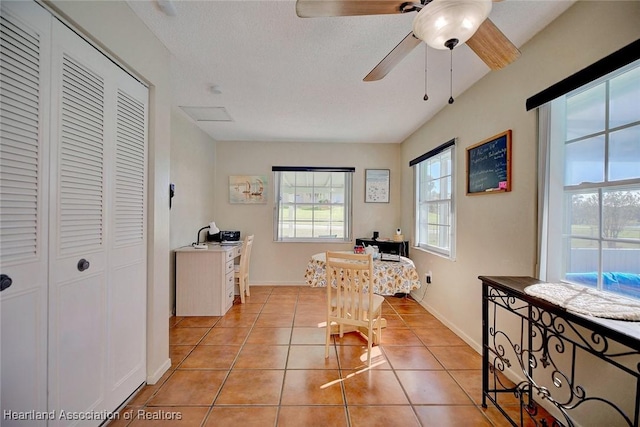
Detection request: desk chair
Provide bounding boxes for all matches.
[325,251,383,365]
[234,235,254,303]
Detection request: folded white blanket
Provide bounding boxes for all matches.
[524,282,640,321]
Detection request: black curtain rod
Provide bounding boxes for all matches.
[526,38,640,111]
[272,166,355,172]
[409,139,456,167]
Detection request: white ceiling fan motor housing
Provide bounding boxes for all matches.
[412,0,492,49]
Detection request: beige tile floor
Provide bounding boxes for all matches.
[110,286,554,426]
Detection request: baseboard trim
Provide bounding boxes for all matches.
[248,282,308,287]
[146,357,171,385]
[410,292,562,419]
[412,297,482,354]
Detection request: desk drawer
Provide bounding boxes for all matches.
[225,259,235,275]
[226,248,239,261]
[225,272,234,309]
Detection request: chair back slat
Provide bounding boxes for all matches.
[239,234,254,271]
[326,251,374,323]
[324,251,382,366]
[235,234,254,303]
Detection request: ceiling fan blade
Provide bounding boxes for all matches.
[296,0,405,18]
[364,32,421,81]
[466,18,521,70]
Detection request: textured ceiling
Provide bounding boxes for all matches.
[127,0,575,143]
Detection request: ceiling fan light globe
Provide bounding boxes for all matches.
[412,0,492,50]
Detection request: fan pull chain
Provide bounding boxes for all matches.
[444,38,458,105]
[448,47,454,104]
[423,45,429,101]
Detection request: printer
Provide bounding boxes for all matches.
[208,230,240,242]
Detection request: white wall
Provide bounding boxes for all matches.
[169,109,217,311]
[48,0,173,384]
[400,0,640,350]
[213,141,401,284]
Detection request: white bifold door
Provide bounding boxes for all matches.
[0,1,148,425]
[0,1,51,419]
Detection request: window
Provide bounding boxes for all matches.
[540,60,640,299]
[411,140,456,258]
[273,167,354,242]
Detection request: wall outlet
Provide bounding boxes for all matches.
[425,271,432,284]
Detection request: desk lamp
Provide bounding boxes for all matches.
[194,222,220,249]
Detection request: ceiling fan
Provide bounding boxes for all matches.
[295,0,521,82]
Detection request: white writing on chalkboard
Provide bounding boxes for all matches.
[467,131,511,194]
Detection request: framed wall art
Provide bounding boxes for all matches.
[365,169,390,203]
[229,175,268,204]
[466,130,512,195]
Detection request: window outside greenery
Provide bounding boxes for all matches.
[548,61,640,298]
[274,170,352,242]
[414,145,455,258]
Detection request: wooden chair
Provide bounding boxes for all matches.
[324,251,383,365]
[234,235,254,303]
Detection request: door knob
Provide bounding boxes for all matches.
[0,274,12,292]
[77,259,90,272]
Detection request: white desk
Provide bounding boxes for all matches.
[175,244,242,316]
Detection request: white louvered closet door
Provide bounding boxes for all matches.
[106,54,148,414]
[48,17,147,422]
[0,1,51,422]
[48,18,112,421]
[1,3,147,423]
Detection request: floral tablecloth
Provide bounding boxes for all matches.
[304,252,421,295]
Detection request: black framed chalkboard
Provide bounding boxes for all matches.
[466,130,512,195]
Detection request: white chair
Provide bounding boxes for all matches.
[234,234,254,303]
[324,251,383,365]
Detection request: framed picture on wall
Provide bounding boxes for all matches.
[229,175,268,204]
[466,130,512,195]
[365,169,390,203]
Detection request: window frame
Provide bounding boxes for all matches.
[272,166,354,243]
[539,59,640,297]
[411,140,456,259]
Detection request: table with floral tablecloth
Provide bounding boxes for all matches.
[304,252,421,295]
